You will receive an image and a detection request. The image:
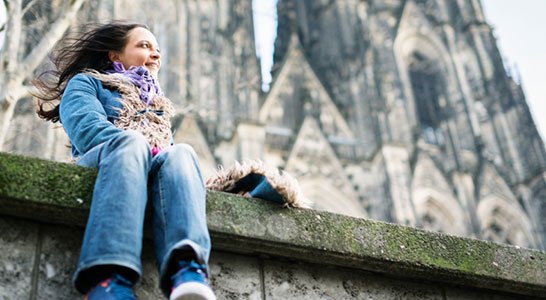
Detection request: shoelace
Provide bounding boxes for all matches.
[172,260,209,286]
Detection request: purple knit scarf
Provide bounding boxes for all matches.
[107,61,163,105]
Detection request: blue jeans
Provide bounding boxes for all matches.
[73,130,211,296]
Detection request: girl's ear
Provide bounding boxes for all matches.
[108,51,120,62]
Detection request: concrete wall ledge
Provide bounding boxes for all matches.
[1,152,545,298]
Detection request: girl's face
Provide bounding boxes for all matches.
[109,27,161,77]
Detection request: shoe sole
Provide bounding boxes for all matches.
[170,282,216,300]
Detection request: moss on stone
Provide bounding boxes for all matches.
[205,189,545,291]
[0,152,96,208]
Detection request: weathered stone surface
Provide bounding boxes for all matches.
[263,260,443,299]
[207,191,546,297]
[0,217,38,300]
[444,287,529,300]
[209,251,262,300]
[36,224,82,300]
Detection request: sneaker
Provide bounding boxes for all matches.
[170,260,216,300]
[84,274,137,300]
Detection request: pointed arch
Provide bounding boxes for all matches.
[285,117,366,218]
[477,164,537,248]
[412,154,469,235]
[259,35,357,157]
[477,196,536,248]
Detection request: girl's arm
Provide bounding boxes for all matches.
[60,73,123,155]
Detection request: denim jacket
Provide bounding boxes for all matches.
[60,73,125,158]
[60,73,174,158]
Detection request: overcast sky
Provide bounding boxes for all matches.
[481,0,546,140]
[253,0,278,91]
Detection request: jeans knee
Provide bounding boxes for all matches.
[159,144,202,179]
[167,144,198,162]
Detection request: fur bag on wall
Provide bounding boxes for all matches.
[206,160,311,208]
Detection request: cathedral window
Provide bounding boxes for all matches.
[408,52,446,145]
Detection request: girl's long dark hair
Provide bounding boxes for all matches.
[35,21,147,122]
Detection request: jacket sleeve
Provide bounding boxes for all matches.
[60,73,123,155]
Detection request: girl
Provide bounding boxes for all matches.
[35,22,216,300]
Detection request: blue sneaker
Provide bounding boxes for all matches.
[85,274,137,300]
[170,260,216,300]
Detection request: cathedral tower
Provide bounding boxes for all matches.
[269,0,546,250]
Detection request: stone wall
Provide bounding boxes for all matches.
[1,152,545,299]
[6,216,544,300]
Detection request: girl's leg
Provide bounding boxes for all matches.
[73,130,151,294]
[149,144,211,295]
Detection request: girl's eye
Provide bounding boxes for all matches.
[142,43,149,48]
